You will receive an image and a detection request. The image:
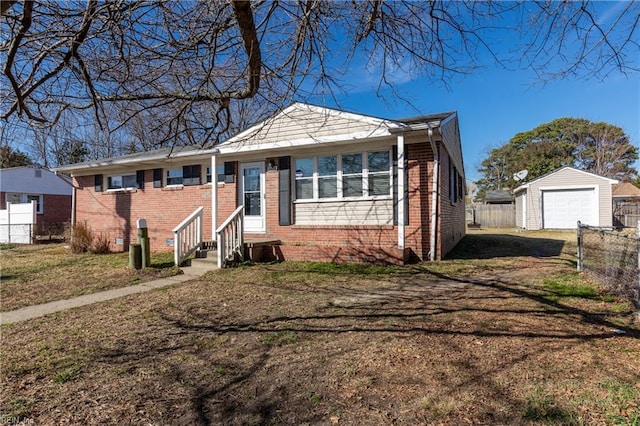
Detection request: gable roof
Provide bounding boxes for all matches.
[612,182,640,198]
[0,167,73,195]
[217,102,404,154]
[514,166,618,193]
[218,103,462,178]
[54,102,463,177]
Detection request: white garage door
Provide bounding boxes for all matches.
[542,188,597,229]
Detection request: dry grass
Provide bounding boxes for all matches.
[1,231,639,425]
[0,243,179,311]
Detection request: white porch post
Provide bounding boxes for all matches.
[397,134,405,249]
[211,154,218,241]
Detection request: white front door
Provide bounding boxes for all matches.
[239,161,266,233]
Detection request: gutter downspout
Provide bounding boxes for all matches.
[69,173,76,228]
[428,127,438,261]
[397,134,405,251]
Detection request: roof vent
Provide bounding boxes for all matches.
[35,169,42,178]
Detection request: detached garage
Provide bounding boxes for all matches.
[514,167,617,230]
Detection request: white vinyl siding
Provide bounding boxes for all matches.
[221,104,395,150]
[295,199,393,225]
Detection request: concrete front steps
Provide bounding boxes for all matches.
[180,242,217,275]
[180,239,282,273]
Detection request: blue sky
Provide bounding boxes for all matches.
[310,1,639,183]
[327,66,639,183]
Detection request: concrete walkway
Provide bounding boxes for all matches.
[1,267,208,325]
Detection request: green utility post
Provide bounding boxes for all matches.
[137,218,151,268]
[129,244,142,270]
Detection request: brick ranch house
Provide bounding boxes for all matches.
[55,103,466,265]
[0,166,73,234]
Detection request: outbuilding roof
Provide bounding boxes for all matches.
[0,166,72,195]
[612,182,640,198]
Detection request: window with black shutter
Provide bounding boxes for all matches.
[136,170,145,189]
[153,168,162,188]
[183,165,201,186]
[94,174,103,192]
[278,156,291,225]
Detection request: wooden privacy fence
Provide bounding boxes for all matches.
[467,204,515,228]
[613,201,640,228]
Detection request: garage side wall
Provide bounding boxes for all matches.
[515,191,525,228]
[525,168,614,230]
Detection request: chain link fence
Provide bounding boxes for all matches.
[577,221,639,319]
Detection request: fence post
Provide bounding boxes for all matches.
[6,202,10,244]
[576,221,582,272]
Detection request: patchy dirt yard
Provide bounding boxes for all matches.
[1,231,639,425]
[0,244,179,311]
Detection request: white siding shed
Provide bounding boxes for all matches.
[514,167,617,230]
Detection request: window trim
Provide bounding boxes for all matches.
[294,149,392,203]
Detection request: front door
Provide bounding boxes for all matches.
[239,161,266,233]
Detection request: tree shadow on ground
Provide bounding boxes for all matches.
[446,233,567,259]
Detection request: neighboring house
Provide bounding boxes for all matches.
[612,182,640,203]
[55,103,466,264]
[484,190,514,204]
[0,166,73,233]
[514,167,617,230]
[612,182,640,228]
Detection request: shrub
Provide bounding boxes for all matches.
[70,221,94,254]
[92,232,111,254]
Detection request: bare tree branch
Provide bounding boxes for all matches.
[1,0,638,157]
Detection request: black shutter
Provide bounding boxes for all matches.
[224,161,235,183]
[153,168,162,188]
[94,174,103,192]
[278,156,291,226]
[136,170,145,189]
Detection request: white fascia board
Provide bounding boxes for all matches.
[217,128,395,155]
[438,111,456,127]
[513,184,529,193]
[54,148,219,175]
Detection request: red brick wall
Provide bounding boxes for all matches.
[39,194,72,231]
[74,170,213,252]
[436,144,466,259]
[73,142,465,262]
